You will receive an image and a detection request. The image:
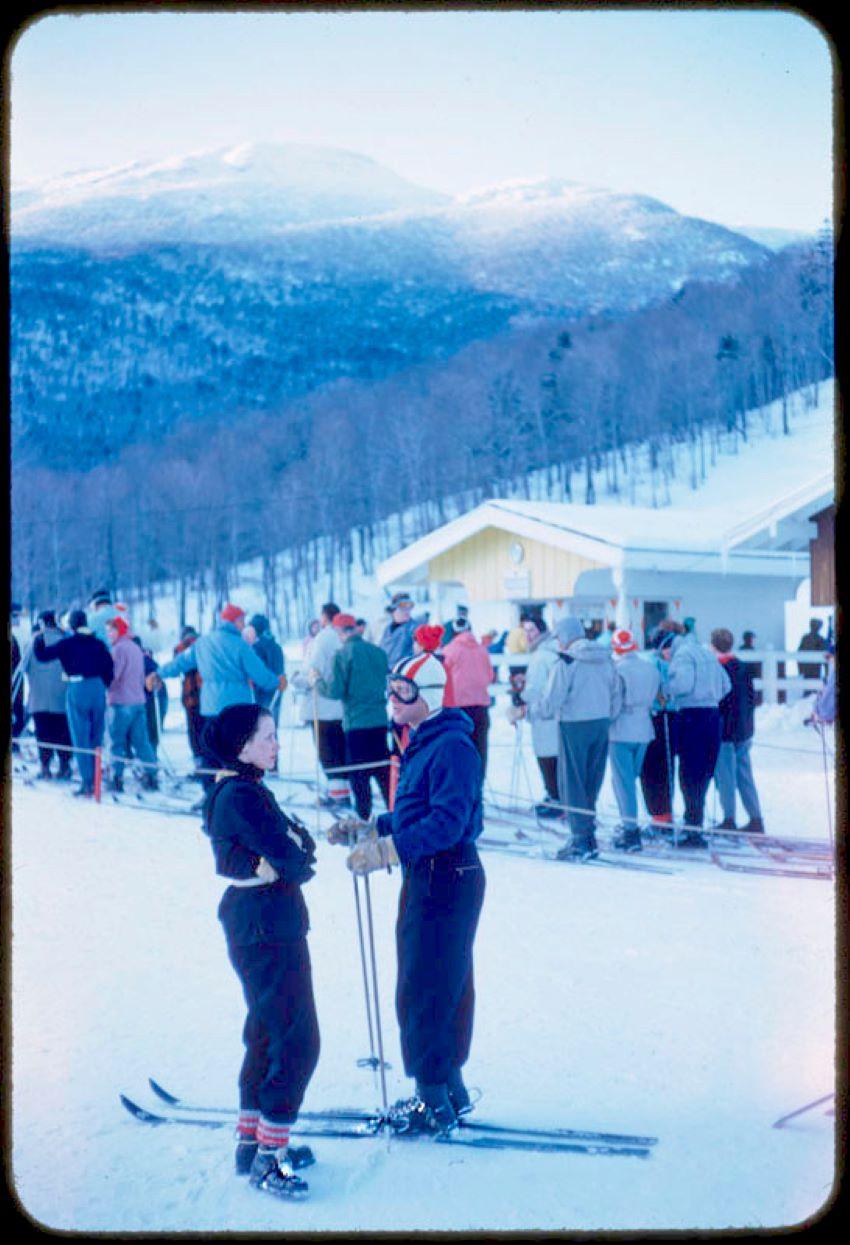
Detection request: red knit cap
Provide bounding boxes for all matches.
[220,603,245,623]
[108,615,130,639]
[612,628,638,654]
[414,623,444,652]
[332,613,357,629]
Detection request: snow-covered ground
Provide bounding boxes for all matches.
[10,690,836,1233]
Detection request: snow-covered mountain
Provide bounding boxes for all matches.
[12,146,768,309]
[11,142,449,246]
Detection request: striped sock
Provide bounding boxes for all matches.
[237,1110,259,1140]
[256,1116,291,1151]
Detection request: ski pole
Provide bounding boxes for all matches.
[10,640,33,705]
[662,711,677,848]
[352,872,381,1072]
[312,684,321,835]
[362,873,389,1115]
[815,723,834,857]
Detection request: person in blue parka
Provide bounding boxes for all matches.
[202,704,320,1200]
[328,650,485,1137]
[152,603,286,793]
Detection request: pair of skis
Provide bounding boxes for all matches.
[120,1079,657,1159]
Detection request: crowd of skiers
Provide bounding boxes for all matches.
[9,592,288,799]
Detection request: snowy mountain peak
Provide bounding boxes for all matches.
[11,141,448,241]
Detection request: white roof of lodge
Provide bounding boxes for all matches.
[376,482,833,587]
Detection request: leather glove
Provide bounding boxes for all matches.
[346,832,399,875]
[327,816,372,846]
[145,672,163,692]
[278,674,288,692]
[255,856,279,884]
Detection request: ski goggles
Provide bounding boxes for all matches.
[387,674,444,704]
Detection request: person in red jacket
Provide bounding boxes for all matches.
[441,617,494,777]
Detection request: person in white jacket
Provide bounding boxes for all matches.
[608,629,661,853]
[288,602,349,807]
[508,615,561,816]
[526,616,621,861]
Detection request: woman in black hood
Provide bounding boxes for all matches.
[201,704,319,1199]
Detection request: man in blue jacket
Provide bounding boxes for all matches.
[151,604,286,791]
[329,650,485,1136]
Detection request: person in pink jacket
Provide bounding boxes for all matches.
[442,618,494,777]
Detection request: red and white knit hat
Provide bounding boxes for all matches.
[391,652,447,713]
[611,628,638,654]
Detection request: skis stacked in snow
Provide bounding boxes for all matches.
[481,809,676,875]
[119,1079,657,1159]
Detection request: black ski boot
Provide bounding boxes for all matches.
[556,834,599,861]
[389,1084,458,1137]
[713,817,737,831]
[741,817,765,834]
[675,829,708,849]
[612,826,642,853]
[237,1140,314,1176]
[535,798,562,819]
[447,1068,473,1118]
[248,1147,309,1198]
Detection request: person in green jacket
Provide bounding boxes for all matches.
[315,613,391,819]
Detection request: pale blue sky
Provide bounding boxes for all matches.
[8,7,834,230]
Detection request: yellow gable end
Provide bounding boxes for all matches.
[427,526,606,602]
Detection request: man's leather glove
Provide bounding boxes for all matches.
[278,674,288,693]
[327,816,372,846]
[346,832,399,876]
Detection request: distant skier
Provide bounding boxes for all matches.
[508,613,561,816]
[442,616,495,776]
[33,608,114,797]
[316,612,391,820]
[526,616,621,860]
[710,627,763,833]
[379,592,427,667]
[106,615,159,792]
[608,628,660,852]
[640,624,681,828]
[797,618,828,688]
[172,625,204,765]
[329,651,485,1136]
[202,704,319,1199]
[86,589,118,645]
[288,602,350,807]
[23,610,74,780]
[665,627,731,845]
[150,604,285,792]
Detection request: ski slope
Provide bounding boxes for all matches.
[10,693,836,1233]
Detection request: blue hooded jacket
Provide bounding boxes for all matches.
[375,708,482,866]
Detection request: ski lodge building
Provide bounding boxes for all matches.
[375,473,834,651]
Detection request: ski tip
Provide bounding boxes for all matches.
[120,1094,165,1123]
[148,1077,180,1104]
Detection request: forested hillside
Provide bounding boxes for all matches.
[11,230,832,623]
